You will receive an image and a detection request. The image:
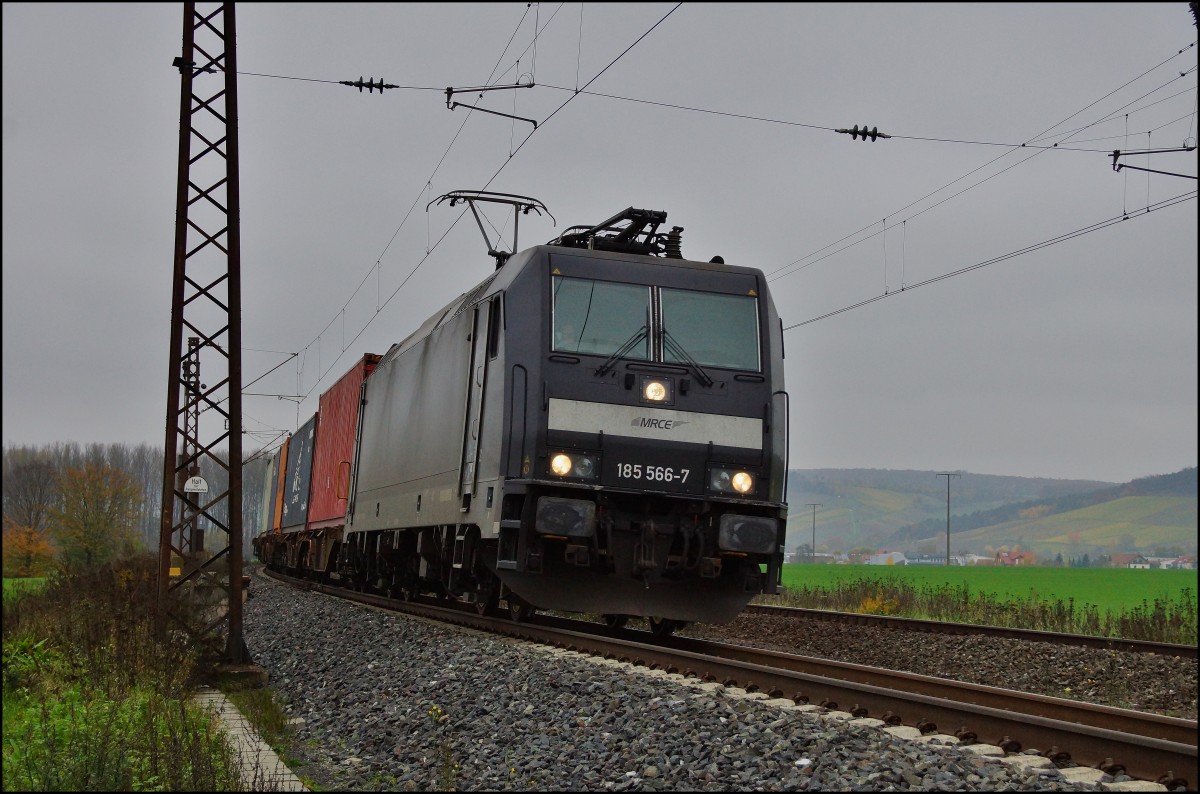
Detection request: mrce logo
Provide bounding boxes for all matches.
[630,417,690,431]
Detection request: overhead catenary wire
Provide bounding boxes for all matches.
[291,4,682,406]
[535,80,1195,153]
[1041,80,1198,146]
[236,70,443,91]
[766,40,1198,284]
[233,33,1193,159]
[284,4,541,402]
[477,4,682,192]
[284,3,575,403]
[576,2,584,91]
[768,145,1046,283]
[248,12,1193,421]
[239,25,1194,362]
[782,190,1197,332]
[1059,109,1198,147]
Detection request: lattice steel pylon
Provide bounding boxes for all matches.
[157,1,246,664]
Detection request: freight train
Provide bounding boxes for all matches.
[254,200,789,634]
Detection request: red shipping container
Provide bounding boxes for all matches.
[307,354,381,528]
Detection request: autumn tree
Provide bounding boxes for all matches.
[49,463,144,568]
[2,522,56,577]
[2,451,60,577]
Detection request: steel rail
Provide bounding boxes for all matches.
[743,603,1197,659]
[261,569,1197,788]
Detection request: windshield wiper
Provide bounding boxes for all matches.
[594,324,649,378]
[662,328,714,387]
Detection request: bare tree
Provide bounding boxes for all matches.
[2,447,58,532]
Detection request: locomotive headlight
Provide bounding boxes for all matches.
[573,455,595,478]
[548,452,600,480]
[643,380,668,402]
[709,467,755,495]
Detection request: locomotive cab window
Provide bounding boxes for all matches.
[661,288,760,372]
[551,275,761,372]
[552,277,650,359]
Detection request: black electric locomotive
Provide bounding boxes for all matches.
[259,196,789,633]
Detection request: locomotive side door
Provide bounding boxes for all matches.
[458,300,492,508]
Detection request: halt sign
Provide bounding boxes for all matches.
[184,475,209,493]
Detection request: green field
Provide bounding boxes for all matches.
[2,578,45,601]
[777,564,1197,615]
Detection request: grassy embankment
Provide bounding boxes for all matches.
[2,557,271,791]
[764,564,1198,644]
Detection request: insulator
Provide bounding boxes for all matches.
[664,226,684,259]
[836,124,891,142]
[341,76,398,95]
[852,125,879,141]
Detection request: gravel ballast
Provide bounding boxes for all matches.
[241,574,1181,791]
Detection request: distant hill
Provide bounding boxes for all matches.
[784,468,1113,553]
[944,495,1197,558]
[887,468,1195,541]
[784,467,1197,557]
[886,468,1197,558]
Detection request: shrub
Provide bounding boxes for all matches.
[2,553,248,791]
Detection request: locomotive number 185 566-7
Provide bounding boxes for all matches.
[616,463,690,483]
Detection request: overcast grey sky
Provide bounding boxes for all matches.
[3,3,1197,484]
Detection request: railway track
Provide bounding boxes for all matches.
[744,602,1197,658]
[262,568,1197,789]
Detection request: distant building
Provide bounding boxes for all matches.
[1145,556,1196,570]
[1109,553,1150,569]
[995,550,1037,566]
[904,554,966,566]
[785,551,837,564]
[867,551,907,565]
